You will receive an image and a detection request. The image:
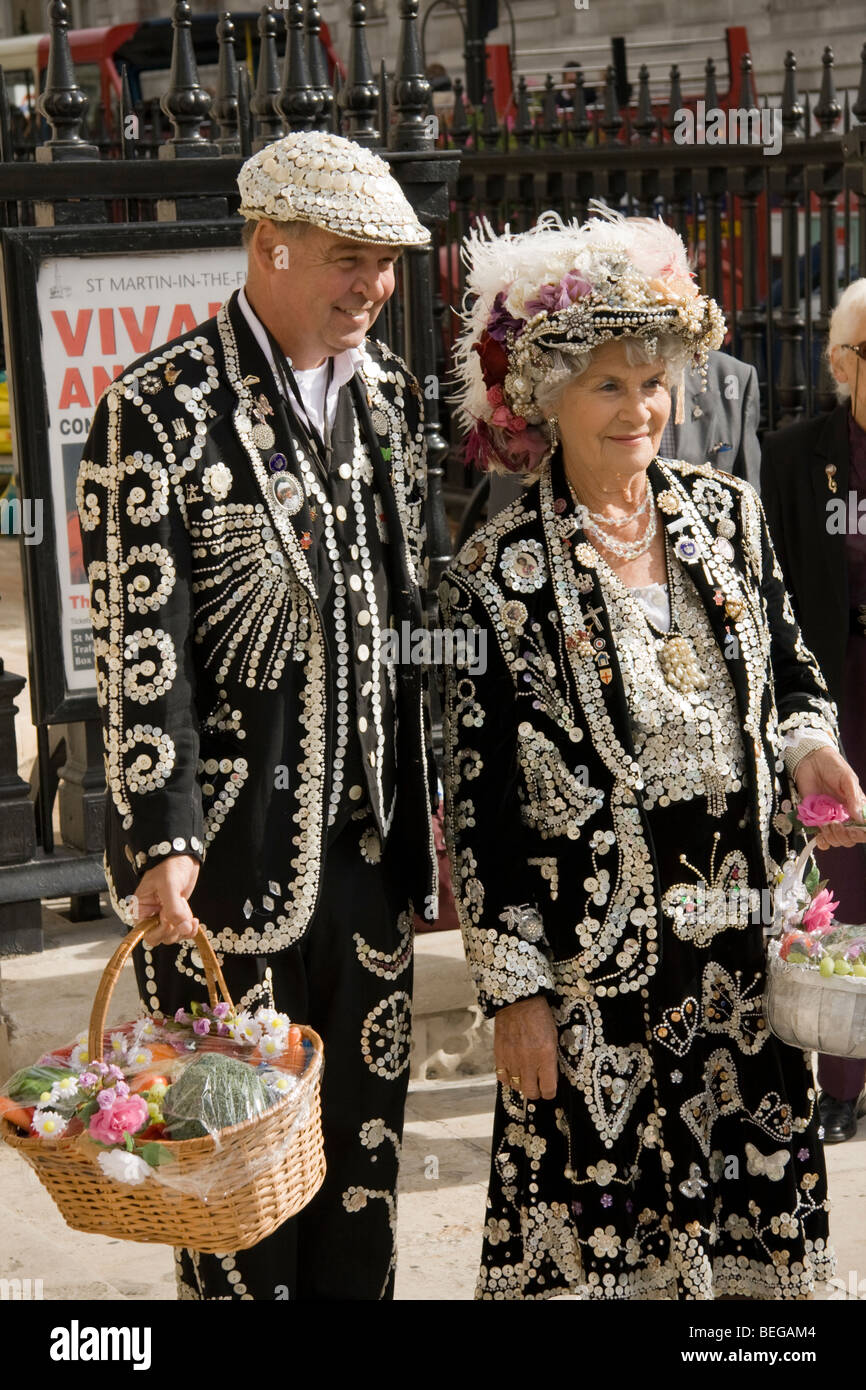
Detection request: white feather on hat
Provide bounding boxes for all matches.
[452,202,726,476]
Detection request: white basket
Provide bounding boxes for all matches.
[765,939,866,1058]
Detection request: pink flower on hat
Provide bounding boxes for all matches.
[525,270,593,317]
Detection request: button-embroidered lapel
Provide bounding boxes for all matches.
[219,293,319,600]
[648,458,753,736]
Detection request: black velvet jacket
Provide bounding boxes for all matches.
[441,453,838,1016]
[78,291,437,954]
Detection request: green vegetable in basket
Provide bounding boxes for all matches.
[4,1064,78,1105]
[162,1053,272,1140]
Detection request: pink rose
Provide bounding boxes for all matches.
[486,385,504,407]
[801,888,840,935]
[797,794,849,826]
[88,1093,149,1146]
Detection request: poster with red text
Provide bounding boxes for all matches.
[37,246,247,695]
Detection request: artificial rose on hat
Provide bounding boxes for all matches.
[486,291,525,343]
[465,418,549,475]
[472,331,509,389]
[524,269,594,317]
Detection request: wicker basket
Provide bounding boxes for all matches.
[0,920,326,1252]
[765,940,866,1058]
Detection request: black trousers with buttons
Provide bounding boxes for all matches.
[134,811,414,1301]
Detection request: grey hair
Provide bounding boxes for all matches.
[241,217,312,251]
[827,278,866,402]
[534,333,690,417]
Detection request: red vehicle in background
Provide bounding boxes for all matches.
[0,12,341,126]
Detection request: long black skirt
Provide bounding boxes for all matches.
[476,791,833,1300]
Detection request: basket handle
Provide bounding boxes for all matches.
[88,918,234,1064]
[792,834,820,885]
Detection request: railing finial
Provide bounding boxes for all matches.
[37,0,98,159]
[160,0,216,154]
[344,2,380,147]
[390,0,432,151]
[781,49,804,139]
[306,0,333,131]
[814,45,841,132]
[279,0,318,132]
[250,6,286,150]
[215,12,241,155]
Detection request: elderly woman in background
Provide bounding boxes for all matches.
[440,208,866,1300]
[762,279,866,1144]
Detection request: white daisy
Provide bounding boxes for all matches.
[228,1011,262,1046]
[48,1076,79,1104]
[268,1074,298,1097]
[32,1110,68,1138]
[125,1046,153,1070]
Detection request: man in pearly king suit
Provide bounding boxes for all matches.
[78,132,438,1301]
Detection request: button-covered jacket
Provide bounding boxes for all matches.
[78,291,437,953]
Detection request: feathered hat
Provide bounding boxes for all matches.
[452,202,726,476]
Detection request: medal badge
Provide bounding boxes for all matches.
[252,423,276,450]
[271,472,304,517]
[674,535,701,563]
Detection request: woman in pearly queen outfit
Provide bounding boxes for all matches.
[440,207,866,1300]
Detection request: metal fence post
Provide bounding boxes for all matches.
[251,6,286,151]
[389,0,458,646]
[343,2,380,149]
[307,0,333,132]
[157,1,222,222]
[278,0,318,132]
[215,12,242,156]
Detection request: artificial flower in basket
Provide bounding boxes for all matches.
[0,1003,312,1183]
[766,796,866,1059]
[0,921,327,1253]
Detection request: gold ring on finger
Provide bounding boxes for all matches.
[510,1075,521,1086]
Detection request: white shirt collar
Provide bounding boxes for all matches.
[237,285,361,433]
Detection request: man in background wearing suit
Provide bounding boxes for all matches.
[762,279,866,1144]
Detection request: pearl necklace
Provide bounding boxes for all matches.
[584,489,649,529]
[577,486,658,561]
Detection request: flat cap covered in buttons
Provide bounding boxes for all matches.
[237,131,430,248]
